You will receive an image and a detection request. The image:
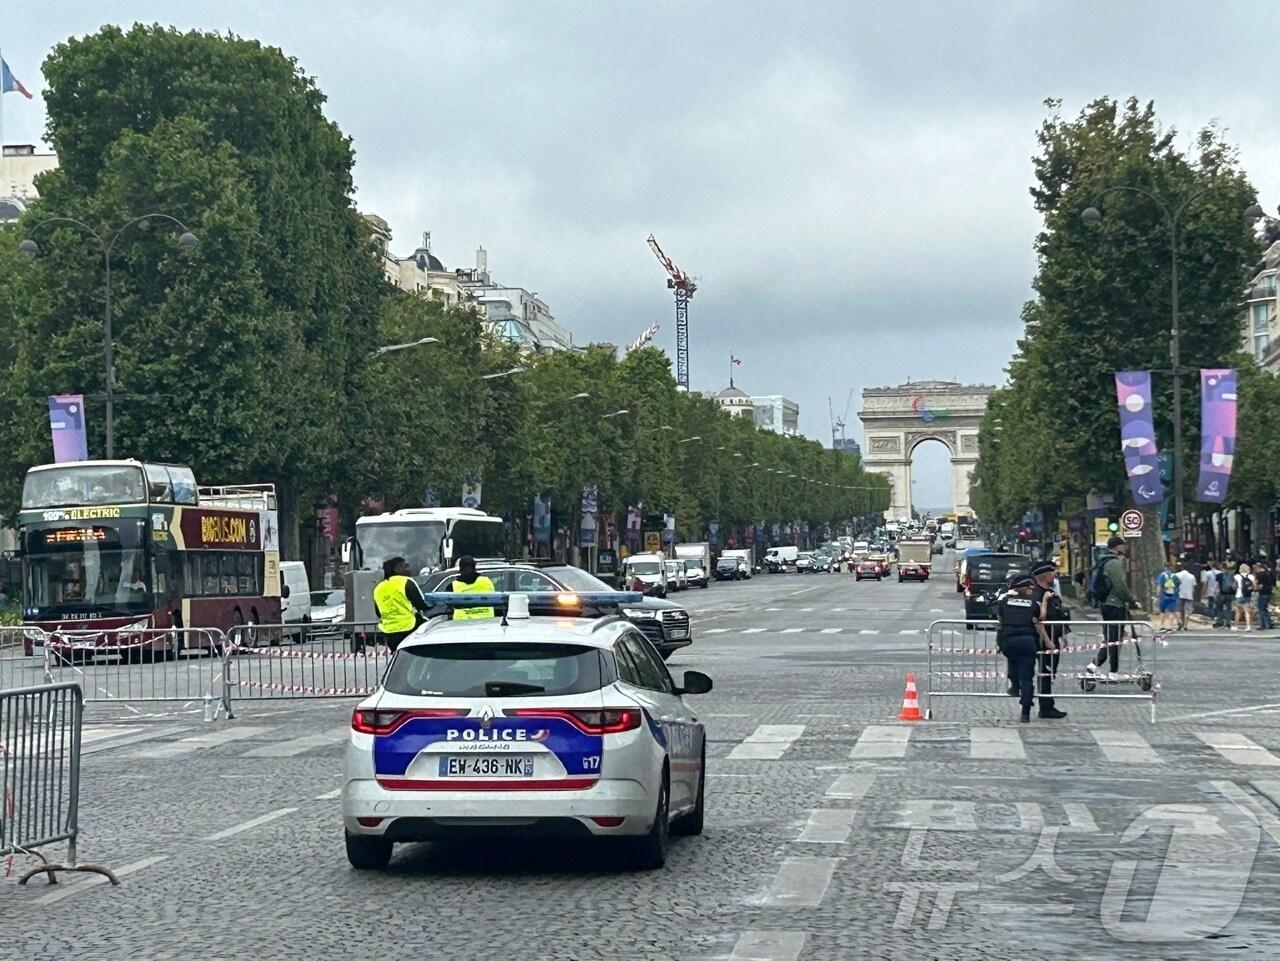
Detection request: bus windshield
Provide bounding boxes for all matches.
[23,465,147,509]
[357,521,445,576]
[451,518,506,560]
[23,526,149,615]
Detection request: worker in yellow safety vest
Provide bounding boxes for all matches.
[373,556,432,652]
[450,555,496,620]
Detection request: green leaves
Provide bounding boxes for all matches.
[973,98,1260,527]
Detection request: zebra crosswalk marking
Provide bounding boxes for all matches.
[851,725,911,759]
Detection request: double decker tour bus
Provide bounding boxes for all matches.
[17,459,281,658]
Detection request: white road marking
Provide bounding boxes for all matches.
[703,628,729,635]
[134,726,273,759]
[780,628,804,634]
[895,799,979,831]
[764,856,840,907]
[742,628,766,635]
[1214,780,1280,847]
[81,726,143,745]
[859,629,880,635]
[1165,702,1280,722]
[851,725,912,759]
[820,628,842,634]
[898,629,921,635]
[798,607,814,612]
[826,773,875,800]
[33,856,167,905]
[1197,732,1280,767]
[765,608,783,612]
[797,808,857,844]
[730,931,806,961]
[1092,729,1162,764]
[728,724,805,760]
[315,787,343,800]
[202,807,299,842]
[1063,802,1099,833]
[82,724,191,756]
[788,586,822,596]
[970,727,1026,760]
[831,607,847,612]
[242,726,348,758]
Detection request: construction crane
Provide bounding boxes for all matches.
[646,234,696,389]
[828,389,856,450]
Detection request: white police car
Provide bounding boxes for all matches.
[342,592,712,871]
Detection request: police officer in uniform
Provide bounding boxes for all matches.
[373,556,432,652]
[1029,561,1068,720]
[997,574,1041,722]
[450,555,497,620]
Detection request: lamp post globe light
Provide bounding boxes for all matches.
[20,213,199,458]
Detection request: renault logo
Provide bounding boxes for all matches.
[478,705,495,729]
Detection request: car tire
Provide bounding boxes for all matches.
[345,831,393,870]
[627,773,669,870]
[672,744,705,837]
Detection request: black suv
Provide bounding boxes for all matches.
[962,552,1032,621]
[420,563,692,659]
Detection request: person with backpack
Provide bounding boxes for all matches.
[1155,562,1180,631]
[1234,563,1257,631]
[1255,559,1275,631]
[1087,536,1135,677]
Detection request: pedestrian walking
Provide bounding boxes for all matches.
[1233,563,1256,632]
[1155,562,1180,631]
[1201,560,1223,627]
[1255,560,1275,631]
[1029,561,1067,719]
[997,574,1042,723]
[373,556,432,652]
[1175,558,1197,631]
[1088,536,1135,677]
[1217,562,1236,626]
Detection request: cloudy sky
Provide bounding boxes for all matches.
[5,1,1279,509]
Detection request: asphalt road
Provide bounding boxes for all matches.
[7,553,1280,960]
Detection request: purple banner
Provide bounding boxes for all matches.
[1114,372,1164,506]
[1197,369,1237,504]
[47,394,88,463]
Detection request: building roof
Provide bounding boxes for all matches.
[716,385,751,400]
[413,249,445,272]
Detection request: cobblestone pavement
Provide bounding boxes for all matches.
[6,553,1280,960]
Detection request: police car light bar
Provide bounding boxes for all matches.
[420,591,643,613]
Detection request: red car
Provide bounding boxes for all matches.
[855,561,882,581]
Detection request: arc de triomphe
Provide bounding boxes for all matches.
[857,380,995,520]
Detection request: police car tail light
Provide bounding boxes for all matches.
[505,707,642,735]
[351,707,467,735]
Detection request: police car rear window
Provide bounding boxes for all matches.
[384,643,605,698]
[971,557,1030,582]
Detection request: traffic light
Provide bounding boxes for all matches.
[1108,519,1120,533]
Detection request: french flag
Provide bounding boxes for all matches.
[2,58,32,99]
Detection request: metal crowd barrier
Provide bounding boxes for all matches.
[220,620,386,717]
[1,682,118,885]
[3,627,229,719]
[925,618,1163,722]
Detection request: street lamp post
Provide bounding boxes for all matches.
[372,336,439,357]
[20,214,199,458]
[1082,187,1256,557]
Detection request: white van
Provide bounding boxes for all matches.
[765,545,799,572]
[623,552,669,597]
[279,561,312,639]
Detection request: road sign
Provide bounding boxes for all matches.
[1120,509,1144,538]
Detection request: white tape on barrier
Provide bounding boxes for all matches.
[232,679,374,696]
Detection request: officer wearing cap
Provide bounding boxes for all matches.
[1030,561,1068,720]
[997,573,1041,722]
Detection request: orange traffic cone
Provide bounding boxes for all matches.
[898,673,924,721]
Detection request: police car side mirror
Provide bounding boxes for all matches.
[678,670,713,696]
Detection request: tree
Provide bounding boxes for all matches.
[0,26,385,551]
[973,98,1258,536]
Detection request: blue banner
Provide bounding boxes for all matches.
[533,495,551,546]
[1114,371,1164,506]
[1197,369,1237,504]
[47,395,88,462]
